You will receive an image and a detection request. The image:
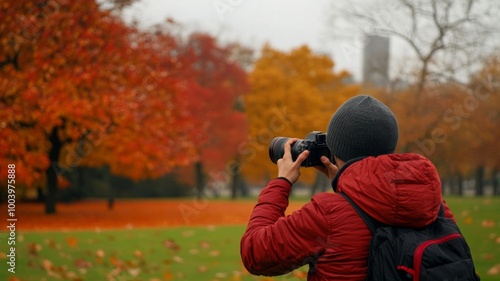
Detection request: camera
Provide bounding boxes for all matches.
[268,131,331,167]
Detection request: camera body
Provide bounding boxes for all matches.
[269,131,331,167]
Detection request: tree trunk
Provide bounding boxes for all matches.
[239,177,248,197]
[475,165,485,196]
[46,126,62,214]
[449,176,456,195]
[493,167,499,197]
[104,166,115,210]
[36,186,45,202]
[194,161,205,198]
[457,172,464,196]
[230,161,240,200]
[76,166,85,200]
[440,177,445,195]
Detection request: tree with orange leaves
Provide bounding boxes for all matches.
[333,0,500,195]
[242,45,360,188]
[465,54,500,195]
[375,57,500,196]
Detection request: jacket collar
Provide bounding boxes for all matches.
[331,156,367,192]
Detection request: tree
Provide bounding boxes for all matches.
[467,54,500,195]
[331,0,500,147]
[175,33,250,198]
[332,0,500,195]
[86,25,199,181]
[0,1,196,213]
[332,0,499,95]
[242,45,360,186]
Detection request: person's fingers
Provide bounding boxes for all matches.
[319,156,338,179]
[294,150,309,167]
[327,162,338,173]
[321,156,336,168]
[282,138,298,159]
[320,156,330,164]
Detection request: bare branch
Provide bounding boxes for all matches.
[400,0,418,37]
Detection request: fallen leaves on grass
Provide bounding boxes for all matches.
[482,253,495,260]
[163,239,180,251]
[464,217,473,225]
[15,199,304,231]
[45,238,58,249]
[41,259,53,271]
[231,271,242,281]
[107,267,122,280]
[27,242,42,257]
[286,270,307,279]
[39,259,81,280]
[215,272,228,278]
[74,258,92,269]
[210,250,221,257]
[199,240,211,249]
[481,220,495,228]
[96,249,106,264]
[488,264,500,275]
[162,271,174,280]
[173,255,183,263]
[197,265,209,273]
[134,249,144,259]
[109,253,124,268]
[66,236,79,248]
[127,267,141,277]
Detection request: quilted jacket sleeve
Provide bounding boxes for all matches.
[240,178,330,276]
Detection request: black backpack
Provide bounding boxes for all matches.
[340,193,480,281]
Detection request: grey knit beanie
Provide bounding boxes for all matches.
[326,95,398,162]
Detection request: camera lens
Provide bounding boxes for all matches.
[268,137,290,164]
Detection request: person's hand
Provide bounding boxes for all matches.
[277,138,309,184]
[314,156,339,181]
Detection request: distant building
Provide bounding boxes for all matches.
[362,35,390,88]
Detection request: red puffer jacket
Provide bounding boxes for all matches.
[240,153,456,281]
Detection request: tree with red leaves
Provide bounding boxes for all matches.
[0,0,197,213]
[176,33,250,198]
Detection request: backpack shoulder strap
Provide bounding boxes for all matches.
[339,192,446,233]
[339,192,382,233]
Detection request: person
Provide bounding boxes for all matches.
[240,95,456,281]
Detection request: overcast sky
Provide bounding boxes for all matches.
[123,0,368,80]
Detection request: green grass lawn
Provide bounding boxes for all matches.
[1,197,499,281]
[444,196,500,280]
[2,225,254,281]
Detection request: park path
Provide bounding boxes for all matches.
[11,199,305,231]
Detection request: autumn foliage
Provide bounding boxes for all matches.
[242,45,360,185]
[173,33,249,194]
[374,53,500,194]
[1,0,499,210]
[0,0,248,212]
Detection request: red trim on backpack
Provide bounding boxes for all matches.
[397,265,415,276]
[413,233,463,281]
